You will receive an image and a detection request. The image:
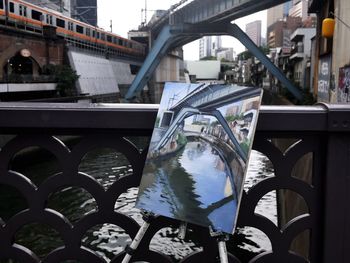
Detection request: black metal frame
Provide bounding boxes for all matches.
[0,103,348,262]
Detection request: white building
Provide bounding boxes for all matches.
[217,48,236,62]
[199,36,213,59]
[185,61,221,80]
[289,28,316,89]
[199,36,223,59]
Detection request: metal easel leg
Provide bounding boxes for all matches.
[121,211,154,263]
[209,226,230,263]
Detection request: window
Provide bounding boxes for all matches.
[9,2,14,13]
[19,5,27,17]
[86,28,90,36]
[76,25,84,34]
[68,22,73,31]
[31,10,42,21]
[0,0,3,9]
[101,33,105,41]
[118,39,124,46]
[92,30,96,38]
[56,18,65,28]
[96,31,100,39]
[107,35,112,43]
[46,15,53,25]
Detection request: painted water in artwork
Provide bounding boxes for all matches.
[136,83,263,234]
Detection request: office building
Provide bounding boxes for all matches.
[71,0,97,26]
[246,20,262,47]
[267,1,293,28]
[26,0,71,16]
[199,36,213,59]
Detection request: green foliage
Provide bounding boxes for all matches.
[43,64,79,96]
[225,114,243,122]
[238,50,252,60]
[238,46,270,61]
[220,58,230,62]
[240,141,250,155]
[155,117,161,127]
[176,133,187,146]
[200,56,218,61]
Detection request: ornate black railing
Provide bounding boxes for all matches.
[0,103,349,263]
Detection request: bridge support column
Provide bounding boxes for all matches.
[125,25,177,101]
[226,23,302,101]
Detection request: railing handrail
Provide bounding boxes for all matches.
[0,103,348,133]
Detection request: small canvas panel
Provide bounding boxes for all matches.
[136,82,263,234]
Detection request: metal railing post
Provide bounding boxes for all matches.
[322,104,350,263]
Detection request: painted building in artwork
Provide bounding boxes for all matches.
[309,0,350,103]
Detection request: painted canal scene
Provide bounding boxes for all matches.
[136,83,263,234]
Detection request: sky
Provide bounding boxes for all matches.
[97,0,267,60]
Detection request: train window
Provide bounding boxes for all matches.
[86,28,90,36]
[9,2,14,13]
[31,10,42,21]
[68,22,73,31]
[56,18,65,28]
[46,15,53,25]
[19,5,27,17]
[101,33,105,41]
[92,30,96,38]
[118,39,123,46]
[76,25,84,34]
[0,0,3,9]
[106,35,112,43]
[96,31,100,39]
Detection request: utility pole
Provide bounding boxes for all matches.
[110,20,113,32]
[144,0,147,24]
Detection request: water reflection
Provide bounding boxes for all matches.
[137,140,237,234]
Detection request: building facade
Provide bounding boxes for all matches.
[199,36,213,59]
[309,0,350,103]
[217,48,236,62]
[199,36,223,59]
[267,16,302,48]
[289,28,316,89]
[267,0,293,28]
[245,20,262,47]
[26,0,71,16]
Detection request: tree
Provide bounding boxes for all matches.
[43,64,80,96]
[200,56,218,61]
[238,46,270,61]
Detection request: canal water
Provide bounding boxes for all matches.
[0,139,276,262]
[137,140,237,234]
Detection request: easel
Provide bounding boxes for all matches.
[122,210,230,263]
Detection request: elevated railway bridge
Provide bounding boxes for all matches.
[126,0,302,102]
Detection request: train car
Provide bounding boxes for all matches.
[0,0,146,56]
